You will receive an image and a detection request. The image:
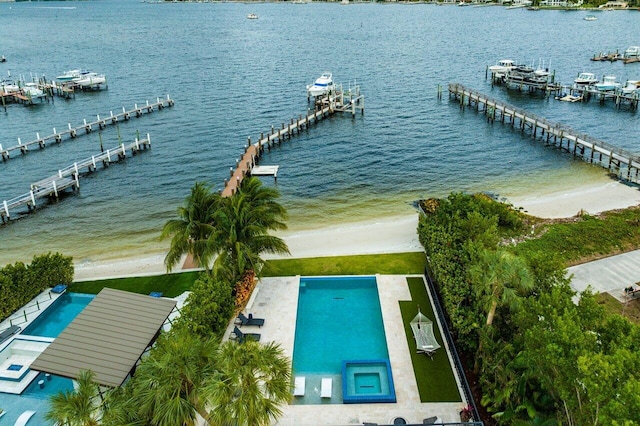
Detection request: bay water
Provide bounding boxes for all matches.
[1,1,639,266]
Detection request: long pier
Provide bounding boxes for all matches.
[448,83,640,183]
[1,95,173,162]
[221,83,364,196]
[1,134,151,223]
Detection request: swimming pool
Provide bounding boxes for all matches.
[21,293,94,338]
[292,276,394,404]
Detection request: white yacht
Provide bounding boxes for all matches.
[621,80,640,95]
[574,72,599,86]
[594,75,621,91]
[624,46,640,59]
[74,72,106,87]
[306,72,334,97]
[55,69,89,82]
[488,59,516,78]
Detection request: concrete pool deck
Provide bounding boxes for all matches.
[226,275,467,425]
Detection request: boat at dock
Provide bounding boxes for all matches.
[488,59,516,78]
[574,72,599,86]
[621,80,640,95]
[306,71,334,97]
[0,79,20,94]
[21,82,46,100]
[55,69,89,82]
[74,72,107,88]
[594,75,621,92]
[624,46,640,59]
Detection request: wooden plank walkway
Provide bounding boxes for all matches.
[1,134,151,222]
[1,95,173,162]
[448,83,640,183]
[221,85,364,197]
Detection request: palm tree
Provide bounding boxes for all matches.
[210,177,289,283]
[469,248,534,373]
[46,370,101,426]
[205,340,292,426]
[161,182,220,272]
[130,331,218,426]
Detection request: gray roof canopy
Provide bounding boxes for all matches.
[31,288,176,387]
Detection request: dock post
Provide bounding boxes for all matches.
[91,155,96,171]
[74,162,79,177]
[52,180,58,199]
[147,133,151,147]
[230,167,234,177]
[30,191,36,208]
[3,200,9,220]
[54,128,62,143]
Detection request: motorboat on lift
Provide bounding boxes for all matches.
[621,80,640,95]
[594,75,621,91]
[574,72,599,86]
[0,79,20,93]
[488,59,516,78]
[624,46,640,59]
[55,69,89,82]
[74,72,107,87]
[306,71,334,97]
[22,82,46,99]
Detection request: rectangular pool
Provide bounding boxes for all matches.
[21,293,94,338]
[292,276,394,404]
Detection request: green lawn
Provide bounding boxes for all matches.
[399,277,461,403]
[70,271,201,297]
[262,252,425,277]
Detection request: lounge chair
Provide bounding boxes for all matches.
[321,377,332,398]
[423,416,441,424]
[232,326,260,343]
[0,325,21,345]
[14,410,36,426]
[51,284,67,294]
[237,312,265,328]
[293,376,306,396]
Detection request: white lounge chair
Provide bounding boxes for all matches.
[321,377,332,398]
[293,376,305,396]
[14,410,36,426]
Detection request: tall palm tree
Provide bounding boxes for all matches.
[130,331,218,426]
[46,370,101,426]
[205,340,292,426]
[210,177,289,283]
[469,248,534,373]
[161,182,220,272]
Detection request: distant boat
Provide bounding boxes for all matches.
[574,72,599,86]
[306,71,334,98]
[584,14,597,20]
[247,13,258,19]
[458,1,470,6]
[74,72,107,87]
[624,46,640,59]
[488,59,516,77]
[56,69,89,82]
[341,0,349,4]
[594,75,621,92]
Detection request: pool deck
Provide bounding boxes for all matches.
[226,275,467,425]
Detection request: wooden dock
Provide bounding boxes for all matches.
[1,135,151,223]
[448,83,640,183]
[221,83,364,197]
[1,95,173,162]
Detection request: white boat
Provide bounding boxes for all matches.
[621,80,640,95]
[247,13,258,19]
[594,75,621,91]
[22,82,46,99]
[55,69,89,82]
[0,79,20,93]
[306,72,334,97]
[574,72,599,86]
[584,14,597,20]
[74,72,106,87]
[488,59,516,77]
[458,1,470,6]
[624,46,640,59]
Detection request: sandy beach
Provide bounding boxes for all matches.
[73,180,640,281]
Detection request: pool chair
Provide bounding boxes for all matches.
[51,284,67,294]
[321,377,332,398]
[423,416,442,424]
[293,376,306,396]
[0,325,21,345]
[232,326,260,343]
[14,410,36,426]
[237,312,265,328]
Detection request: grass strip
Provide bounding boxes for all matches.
[262,252,425,277]
[399,277,461,402]
[70,271,200,298]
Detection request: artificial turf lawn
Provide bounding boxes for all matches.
[69,271,200,298]
[262,252,425,277]
[399,277,461,403]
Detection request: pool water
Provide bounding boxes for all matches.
[292,276,393,404]
[21,293,94,338]
[293,276,389,375]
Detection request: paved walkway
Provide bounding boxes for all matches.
[225,275,467,426]
[568,249,640,302]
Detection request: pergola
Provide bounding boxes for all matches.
[30,288,176,387]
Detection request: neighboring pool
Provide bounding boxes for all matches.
[292,276,395,404]
[21,293,94,338]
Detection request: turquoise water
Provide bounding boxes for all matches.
[0,371,74,426]
[21,293,94,338]
[0,2,639,266]
[292,276,389,375]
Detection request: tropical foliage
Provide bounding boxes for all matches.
[0,252,74,322]
[418,193,640,424]
[45,370,101,426]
